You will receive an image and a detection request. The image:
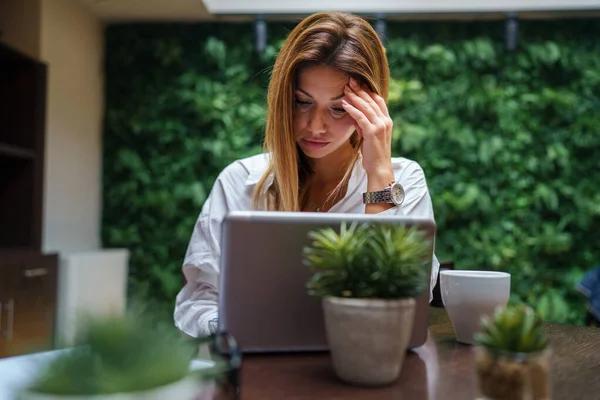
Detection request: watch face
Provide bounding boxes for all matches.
[391,183,405,206]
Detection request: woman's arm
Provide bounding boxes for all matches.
[174,189,224,338]
[174,161,252,338]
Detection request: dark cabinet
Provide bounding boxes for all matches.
[0,252,58,358]
[1,41,58,358]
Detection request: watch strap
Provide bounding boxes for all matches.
[362,189,393,204]
[362,181,395,204]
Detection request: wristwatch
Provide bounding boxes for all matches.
[363,182,405,206]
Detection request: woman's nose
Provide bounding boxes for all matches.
[307,109,327,134]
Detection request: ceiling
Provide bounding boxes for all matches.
[81,0,215,22]
[82,0,600,22]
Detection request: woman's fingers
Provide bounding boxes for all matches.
[348,79,383,117]
[341,99,367,136]
[342,78,393,143]
[344,85,379,124]
[369,91,390,118]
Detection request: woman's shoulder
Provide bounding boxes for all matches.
[388,157,431,192]
[218,152,271,186]
[390,156,425,175]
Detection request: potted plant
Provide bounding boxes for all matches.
[474,305,552,400]
[302,221,431,386]
[18,313,226,400]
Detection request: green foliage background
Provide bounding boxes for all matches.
[103,19,600,325]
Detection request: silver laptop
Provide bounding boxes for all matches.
[218,211,436,353]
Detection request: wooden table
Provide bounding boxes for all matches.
[228,308,600,400]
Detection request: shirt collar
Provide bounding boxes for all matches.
[244,153,272,186]
[245,168,269,186]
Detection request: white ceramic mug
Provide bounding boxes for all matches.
[440,270,511,345]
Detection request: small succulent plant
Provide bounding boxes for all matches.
[302,222,432,299]
[474,305,552,400]
[475,305,549,354]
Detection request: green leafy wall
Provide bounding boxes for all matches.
[103,20,600,324]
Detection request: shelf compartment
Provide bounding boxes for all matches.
[0,157,39,249]
[0,142,36,160]
[0,43,46,150]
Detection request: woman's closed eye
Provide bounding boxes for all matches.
[294,97,347,117]
[295,98,312,112]
[331,106,346,116]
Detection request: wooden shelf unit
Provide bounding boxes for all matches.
[0,41,58,358]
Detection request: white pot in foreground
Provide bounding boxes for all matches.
[19,375,215,400]
[323,296,416,386]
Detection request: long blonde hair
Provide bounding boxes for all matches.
[252,11,390,211]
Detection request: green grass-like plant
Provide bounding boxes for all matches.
[303,222,432,299]
[26,313,217,395]
[475,305,549,354]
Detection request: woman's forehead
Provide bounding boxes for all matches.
[296,65,348,97]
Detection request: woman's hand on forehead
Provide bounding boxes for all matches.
[341,78,393,177]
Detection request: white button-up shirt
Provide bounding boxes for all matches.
[174,153,440,338]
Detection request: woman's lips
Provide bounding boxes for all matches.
[302,139,329,150]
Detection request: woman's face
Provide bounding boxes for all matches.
[293,64,356,160]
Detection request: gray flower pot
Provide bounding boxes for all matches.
[323,296,416,386]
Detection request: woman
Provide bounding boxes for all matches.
[175,11,439,338]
